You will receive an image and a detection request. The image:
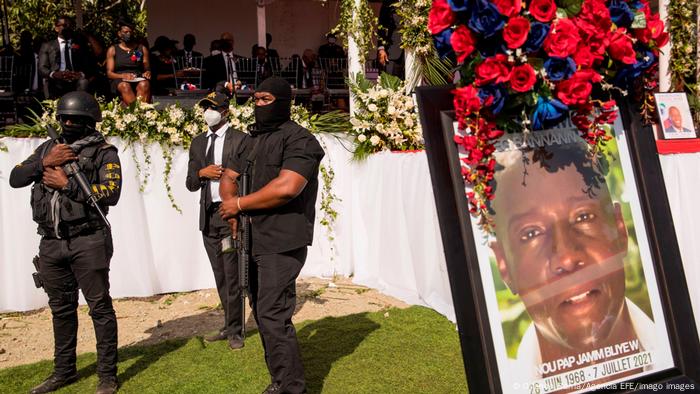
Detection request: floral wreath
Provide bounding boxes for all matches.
[428,0,668,232]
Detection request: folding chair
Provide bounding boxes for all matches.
[235,58,257,90]
[173,55,204,89]
[0,56,17,126]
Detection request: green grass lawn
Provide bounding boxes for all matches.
[0,306,467,394]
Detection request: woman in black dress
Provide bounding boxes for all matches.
[106,19,151,104]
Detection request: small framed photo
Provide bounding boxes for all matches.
[654,93,698,140]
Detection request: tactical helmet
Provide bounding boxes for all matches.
[56,91,102,122]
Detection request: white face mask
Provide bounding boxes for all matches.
[204,108,223,127]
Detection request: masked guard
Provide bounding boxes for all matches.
[10,91,121,394]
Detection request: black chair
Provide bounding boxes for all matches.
[0,56,17,126]
[173,55,204,89]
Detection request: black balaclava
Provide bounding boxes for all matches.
[251,77,292,136]
[60,116,93,143]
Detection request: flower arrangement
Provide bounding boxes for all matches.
[667,1,699,127]
[428,0,668,230]
[394,0,454,88]
[348,72,423,160]
[332,0,379,66]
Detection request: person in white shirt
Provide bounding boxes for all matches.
[489,142,657,387]
[185,92,247,350]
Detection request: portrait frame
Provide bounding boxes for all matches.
[416,86,700,393]
[653,92,698,140]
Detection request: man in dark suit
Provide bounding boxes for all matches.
[203,32,246,90]
[175,34,203,68]
[38,16,94,99]
[186,92,246,349]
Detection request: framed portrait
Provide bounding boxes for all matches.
[653,93,698,140]
[416,86,700,394]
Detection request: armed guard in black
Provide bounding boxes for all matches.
[10,91,121,394]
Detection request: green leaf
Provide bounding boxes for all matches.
[631,10,647,29]
[555,8,569,20]
[379,73,404,91]
[560,0,583,16]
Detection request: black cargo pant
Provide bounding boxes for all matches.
[38,228,117,379]
[251,247,307,394]
[202,203,242,338]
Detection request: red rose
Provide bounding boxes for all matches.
[503,16,530,49]
[636,16,669,47]
[509,64,537,92]
[428,0,456,35]
[578,0,611,31]
[451,25,477,63]
[475,54,511,86]
[543,18,580,58]
[572,45,603,68]
[556,71,594,105]
[130,54,137,62]
[492,0,522,17]
[608,28,636,64]
[529,0,557,22]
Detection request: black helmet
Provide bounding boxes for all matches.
[56,91,102,122]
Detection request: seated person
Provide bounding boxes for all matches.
[254,46,273,86]
[38,15,95,99]
[151,39,180,95]
[106,19,151,104]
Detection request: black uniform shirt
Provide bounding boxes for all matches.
[230,120,325,255]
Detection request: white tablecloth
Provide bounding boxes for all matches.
[1,136,697,332]
[0,136,454,320]
[658,154,700,331]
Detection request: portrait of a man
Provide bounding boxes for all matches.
[486,141,657,387]
[664,106,694,134]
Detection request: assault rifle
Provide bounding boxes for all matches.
[46,125,110,229]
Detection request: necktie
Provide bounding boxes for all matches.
[205,133,218,207]
[226,54,235,82]
[64,40,73,71]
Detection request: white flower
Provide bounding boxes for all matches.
[368,103,378,112]
[358,134,367,142]
[370,135,381,146]
[404,116,414,128]
[378,89,389,98]
[387,106,396,116]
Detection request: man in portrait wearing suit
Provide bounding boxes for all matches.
[38,16,94,99]
[203,32,245,90]
[664,106,695,135]
[186,92,247,349]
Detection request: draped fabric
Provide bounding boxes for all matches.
[1,136,698,333]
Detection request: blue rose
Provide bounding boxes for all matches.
[523,22,550,53]
[628,0,644,10]
[635,45,656,70]
[531,97,569,130]
[609,0,634,28]
[433,28,454,59]
[544,57,576,81]
[478,84,508,114]
[468,0,505,38]
[447,0,470,12]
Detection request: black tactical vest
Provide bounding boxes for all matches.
[31,140,114,238]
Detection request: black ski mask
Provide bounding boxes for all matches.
[60,116,92,143]
[251,77,292,136]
